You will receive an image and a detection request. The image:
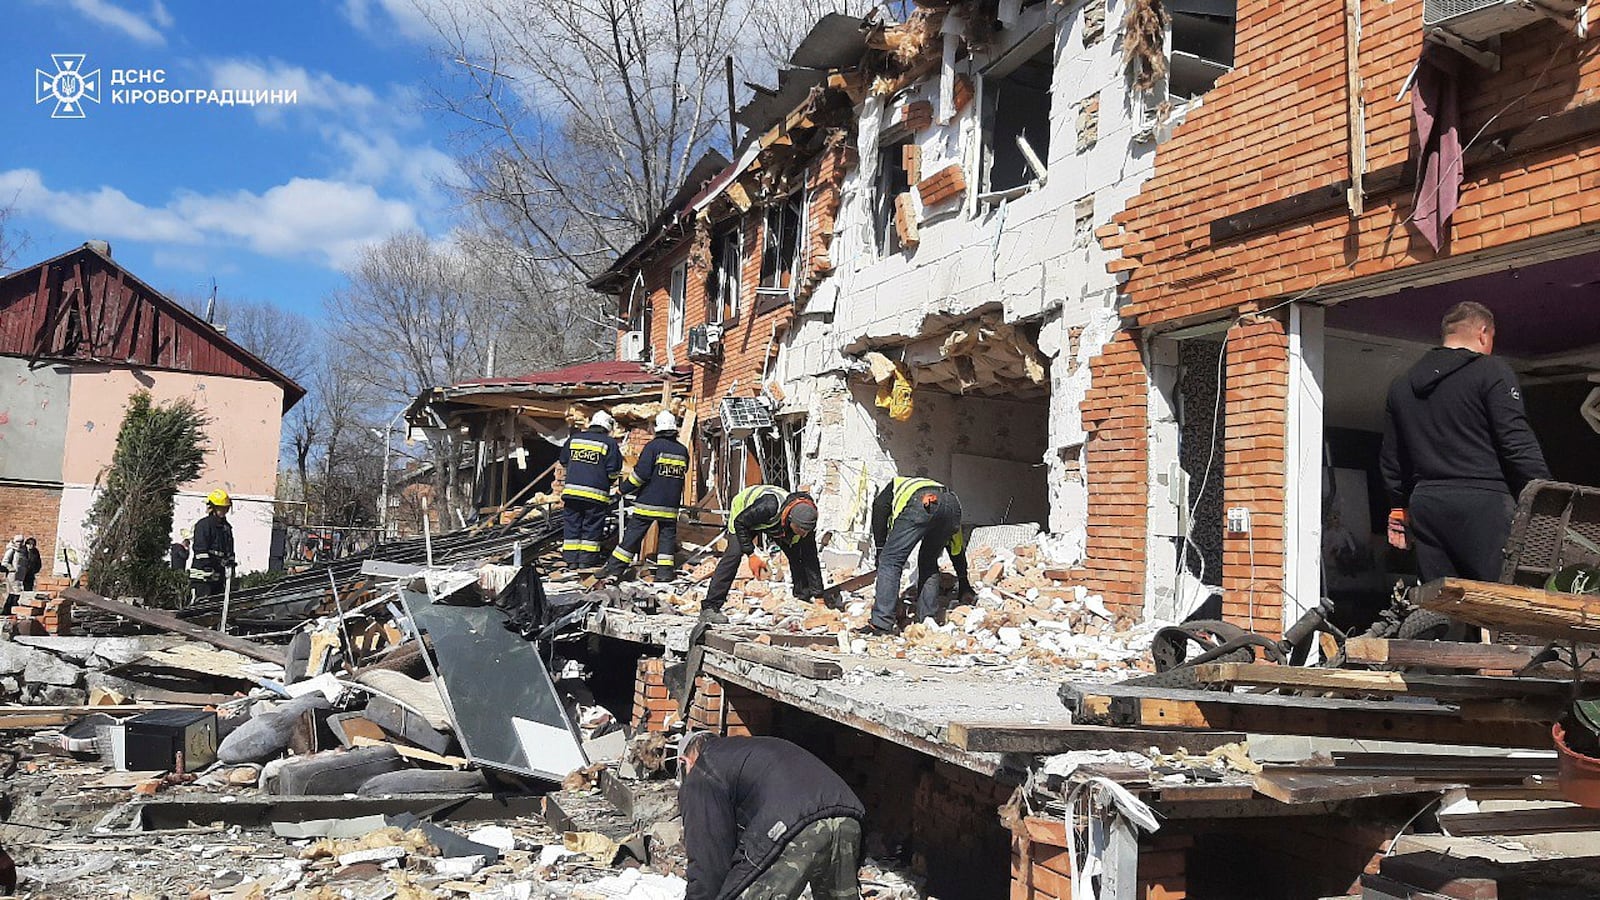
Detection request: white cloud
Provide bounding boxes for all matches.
[205,58,389,125]
[0,169,417,268]
[326,128,459,202]
[340,0,445,45]
[60,0,172,46]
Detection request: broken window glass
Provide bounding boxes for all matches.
[874,140,911,254]
[1169,0,1237,100]
[758,192,804,300]
[985,42,1054,193]
[706,225,742,325]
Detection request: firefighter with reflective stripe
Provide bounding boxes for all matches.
[559,410,623,569]
[701,485,825,624]
[599,411,689,583]
[189,489,236,603]
[868,476,971,634]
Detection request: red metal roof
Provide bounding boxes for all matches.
[0,243,305,409]
[456,360,686,388]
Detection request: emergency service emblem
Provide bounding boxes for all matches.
[36,54,101,119]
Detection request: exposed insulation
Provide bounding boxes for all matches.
[1123,0,1170,93]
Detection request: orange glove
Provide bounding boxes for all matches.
[748,553,770,581]
[1387,508,1408,551]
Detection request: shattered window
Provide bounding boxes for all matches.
[706,225,741,325]
[1169,0,1237,100]
[874,140,911,254]
[985,41,1054,193]
[758,191,805,300]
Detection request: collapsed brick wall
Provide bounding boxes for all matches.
[0,483,60,579]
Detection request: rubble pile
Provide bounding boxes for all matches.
[651,544,1163,678]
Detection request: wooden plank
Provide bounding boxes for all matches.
[757,633,841,650]
[350,735,467,769]
[62,587,287,664]
[1252,770,1456,805]
[1342,637,1560,672]
[1437,806,1600,836]
[1414,577,1600,642]
[1379,852,1501,900]
[731,642,843,679]
[1061,684,1553,749]
[0,703,198,729]
[946,722,1245,754]
[1190,662,1571,700]
[702,632,747,655]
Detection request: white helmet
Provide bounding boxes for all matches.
[654,411,678,433]
[590,410,616,432]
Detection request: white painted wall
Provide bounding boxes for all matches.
[53,487,275,577]
[785,1,1164,560]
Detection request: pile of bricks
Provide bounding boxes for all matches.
[4,593,72,636]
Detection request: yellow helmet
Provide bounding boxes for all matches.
[206,489,232,508]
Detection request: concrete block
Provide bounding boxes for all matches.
[32,685,88,706]
[966,523,1042,555]
[24,648,83,686]
[0,641,43,676]
[14,636,102,664]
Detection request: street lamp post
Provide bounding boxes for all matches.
[378,408,406,541]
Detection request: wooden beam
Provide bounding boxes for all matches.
[350,735,467,769]
[1061,683,1553,749]
[61,587,287,665]
[946,722,1245,754]
[0,704,198,730]
[1437,806,1600,836]
[731,642,842,680]
[1190,662,1572,700]
[1341,637,1570,672]
[1252,770,1454,805]
[1414,577,1600,642]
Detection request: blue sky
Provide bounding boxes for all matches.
[0,0,457,315]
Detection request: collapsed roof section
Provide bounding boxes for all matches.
[588,3,997,298]
[405,360,691,441]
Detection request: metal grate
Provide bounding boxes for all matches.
[719,397,774,437]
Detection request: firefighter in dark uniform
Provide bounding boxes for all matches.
[599,411,689,583]
[868,476,972,634]
[189,489,236,602]
[701,485,824,624]
[560,410,623,569]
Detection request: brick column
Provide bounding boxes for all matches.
[1221,312,1290,634]
[631,657,677,733]
[1078,330,1150,618]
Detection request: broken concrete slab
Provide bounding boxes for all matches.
[12,636,104,664]
[23,648,83,686]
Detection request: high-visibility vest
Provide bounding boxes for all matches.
[889,476,966,556]
[728,485,787,533]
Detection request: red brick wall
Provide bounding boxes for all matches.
[1104,6,1600,323]
[1011,817,1193,900]
[1077,333,1149,617]
[632,656,678,733]
[0,484,60,577]
[1221,312,1290,631]
[686,675,775,736]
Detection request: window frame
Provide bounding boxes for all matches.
[667,260,687,347]
[756,189,807,313]
[873,139,912,256]
[978,24,1056,199]
[706,224,742,327]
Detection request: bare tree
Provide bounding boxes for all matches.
[0,200,31,274]
[174,292,315,386]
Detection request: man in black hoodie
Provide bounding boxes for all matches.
[1380,302,1550,582]
[678,733,864,900]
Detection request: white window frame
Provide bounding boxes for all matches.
[668,261,687,347]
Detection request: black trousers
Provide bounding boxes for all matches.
[704,534,825,612]
[873,490,963,629]
[605,512,678,580]
[1409,484,1515,583]
[562,498,611,569]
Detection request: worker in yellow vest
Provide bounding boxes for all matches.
[701,485,824,624]
[868,476,971,634]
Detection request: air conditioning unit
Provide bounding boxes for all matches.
[620,330,648,362]
[687,323,723,363]
[1423,0,1582,44]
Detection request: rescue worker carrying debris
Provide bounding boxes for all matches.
[598,411,688,583]
[869,476,973,633]
[678,732,865,900]
[701,484,825,624]
[1381,302,1550,582]
[189,489,235,601]
[560,410,623,570]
